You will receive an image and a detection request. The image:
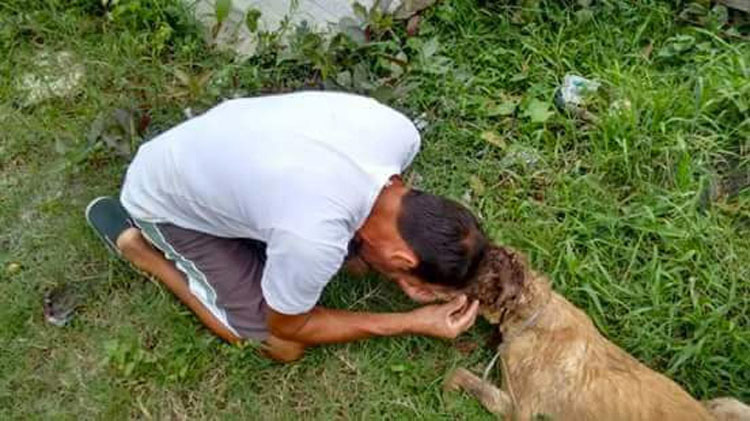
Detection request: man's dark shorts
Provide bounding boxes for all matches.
[135,219,269,340]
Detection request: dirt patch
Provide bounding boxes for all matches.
[464,245,528,324]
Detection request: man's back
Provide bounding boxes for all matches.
[121,91,420,243]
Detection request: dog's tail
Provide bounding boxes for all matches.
[704,397,750,421]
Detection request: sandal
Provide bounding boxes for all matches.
[85,196,133,256]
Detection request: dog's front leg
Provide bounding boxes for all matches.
[444,367,512,416]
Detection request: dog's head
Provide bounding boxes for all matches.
[463,245,533,325]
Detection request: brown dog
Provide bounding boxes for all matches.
[445,245,750,420]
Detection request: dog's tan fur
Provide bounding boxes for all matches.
[445,245,749,421]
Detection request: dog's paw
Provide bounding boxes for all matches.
[704,397,750,421]
[443,367,474,392]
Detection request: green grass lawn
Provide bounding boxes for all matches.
[1,0,749,418]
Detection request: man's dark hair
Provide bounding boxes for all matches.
[397,189,487,288]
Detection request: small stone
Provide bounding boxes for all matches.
[6,262,21,275]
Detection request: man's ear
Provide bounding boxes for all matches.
[389,249,418,271]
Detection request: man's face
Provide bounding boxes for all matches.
[353,233,405,278]
[352,235,460,303]
[352,177,461,301]
[392,272,461,303]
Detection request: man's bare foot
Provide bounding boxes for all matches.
[262,334,306,362]
[116,227,153,267]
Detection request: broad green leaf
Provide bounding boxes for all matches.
[335,71,352,88]
[523,99,553,123]
[658,35,695,58]
[489,100,517,117]
[215,0,232,24]
[338,16,365,44]
[422,37,439,59]
[389,364,407,373]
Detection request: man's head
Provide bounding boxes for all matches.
[354,177,487,298]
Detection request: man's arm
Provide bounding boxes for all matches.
[267,295,478,345]
[260,233,478,360]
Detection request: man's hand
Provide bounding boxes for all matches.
[409,295,479,339]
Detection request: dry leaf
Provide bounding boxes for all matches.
[469,175,486,196]
[481,131,506,149]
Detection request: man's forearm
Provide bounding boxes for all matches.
[269,306,419,345]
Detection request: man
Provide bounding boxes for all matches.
[86,92,487,362]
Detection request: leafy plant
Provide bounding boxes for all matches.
[212,0,232,39]
[245,7,261,33]
[658,34,697,59]
[168,67,215,102]
[104,338,158,378]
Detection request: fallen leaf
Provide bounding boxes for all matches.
[172,68,191,85]
[138,112,152,135]
[488,100,518,117]
[481,131,506,149]
[642,42,654,59]
[469,175,486,196]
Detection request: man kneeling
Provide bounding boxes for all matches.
[86,92,486,362]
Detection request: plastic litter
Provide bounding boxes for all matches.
[500,144,542,170]
[554,74,600,113]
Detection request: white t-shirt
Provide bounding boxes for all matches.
[121,92,420,314]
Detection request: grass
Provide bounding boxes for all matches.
[1,0,749,418]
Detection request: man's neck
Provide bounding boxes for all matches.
[359,176,405,235]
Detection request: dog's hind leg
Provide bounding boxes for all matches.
[444,367,512,415]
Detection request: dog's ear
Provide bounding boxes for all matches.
[493,248,526,306]
[467,245,528,324]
